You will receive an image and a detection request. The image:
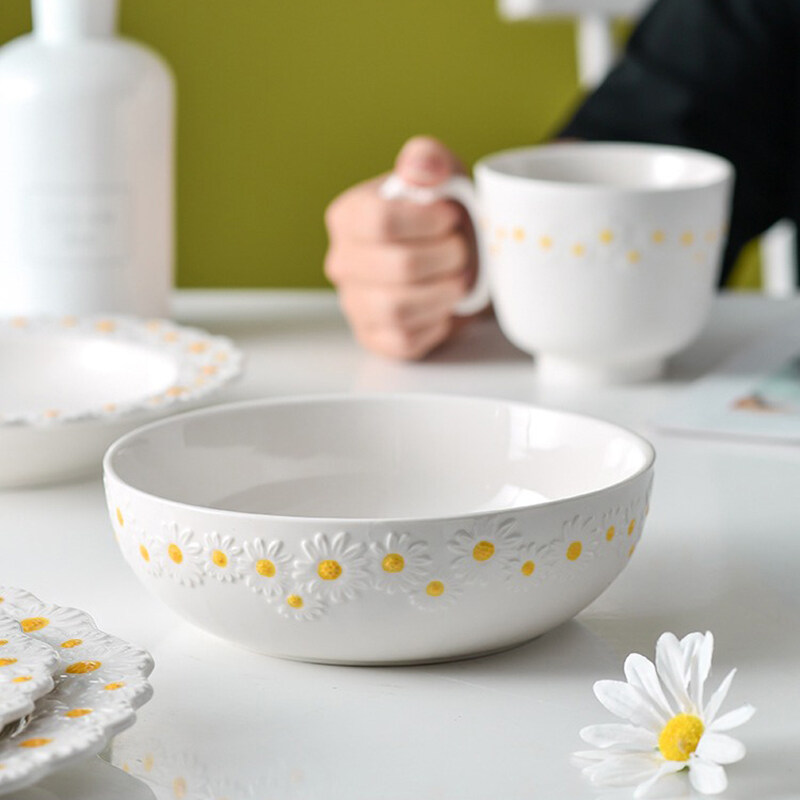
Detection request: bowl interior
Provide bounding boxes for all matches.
[481,142,731,190]
[106,396,652,520]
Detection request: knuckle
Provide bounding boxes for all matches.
[391,247,421,282]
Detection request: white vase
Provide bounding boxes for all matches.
[0,0,174,317]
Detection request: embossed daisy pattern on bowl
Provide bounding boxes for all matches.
[276,588,328,622]
[555,514,602,577]
[448,517,522,586]
[409,575,464,612]
[292,532,371,604]
[0,618,59,729]
[236,539,293,600]
[202,532,241,583]
[0,587,153,796]
[369,532,432,594]
[507,540,559,592]
[160,523,205,587]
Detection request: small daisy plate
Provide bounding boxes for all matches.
[0,314,242,488]
[0,617,60,730]
[0,587,154,796]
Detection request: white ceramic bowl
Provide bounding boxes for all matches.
[103,394,655,665]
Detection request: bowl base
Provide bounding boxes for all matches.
[535,354,665,385]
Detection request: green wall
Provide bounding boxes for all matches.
[1,3,758,289]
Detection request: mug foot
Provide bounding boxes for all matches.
[535,354,665,385]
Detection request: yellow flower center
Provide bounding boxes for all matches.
[60,639,83,649]
[473,541,495,561]
[256,559,276,577]
[658,714,705,762]
[426,580,445,597]
[19,738,52,749]
[66,660,102,674]
[139,545,150,562]
[628,519,636,536]
[606,525,615,541]
[521,560,535,576]
[21,617,49,632]
[65,708,93,718]
[12,676,32,683]
[287,594,304,609]
[318,559,342,580]
[566,541,582,560]
[116,508,124,526]
[382,553,405,573]
[212,549,228,568]
[168,544,183,564]
[104,682,125,690]
[0,658,18,667]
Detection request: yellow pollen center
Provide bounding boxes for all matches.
[472,540,495,561]
[256,559,276,577]
[139,545,150,562]
[12,676,32,683]
[65,708,93,718]
[521,560,535,576]
[658,714,705,761]
[318,559,342,580]
[566,541,582,560]
[212,549,228,568]
[382,553,405,573]
[287,594,304,609]
[104,682,125,690]
[19,738,52,749]
[0,640,6,646]
[628,519,636,536]
[168,544,183,564]
[66,660,102,674]
[0,658,17,667]
[21,617,49,632]
[61,639,83,649]
[426,580,445,597]
[116,508,124,526]
[606,525,615,541]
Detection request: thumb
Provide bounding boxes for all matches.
[394,136,465,187]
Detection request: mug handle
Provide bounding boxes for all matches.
[380,174,492,316]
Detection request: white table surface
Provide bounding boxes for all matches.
[3,290,800,800]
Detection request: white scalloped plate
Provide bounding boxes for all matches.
[0,617,60,730]
[0,588,154,796]
[0,314,243,488]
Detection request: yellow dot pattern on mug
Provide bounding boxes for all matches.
[256,559,276,577]
[571,243,586,257]
[652,230,666,243]
[317,559,342,580]
[173,777,187,799]
[627,250,642,264]
[599,229,614,244]
[382,553,405,573]
[472,541,495,562]
[426,580,445,597]
[539,235,553,250]
[512,227,525,242]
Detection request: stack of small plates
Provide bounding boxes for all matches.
[0,587,154,795]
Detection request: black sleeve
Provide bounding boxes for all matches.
[559,0,799,285]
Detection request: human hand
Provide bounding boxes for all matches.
[324,136,477,360]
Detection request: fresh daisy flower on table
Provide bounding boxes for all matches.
[574,631,755,797]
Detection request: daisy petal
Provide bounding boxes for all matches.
[580,723,658,750]
[689,757,728,795]
[633,760,685,799]
[709,703,755,732]
[696,732,746,765]
[583,753,663,787]
[689,632,714,711]
[572,750,608,764]
[593,680,665,729]
[656,632,693,710]
[703,668,736,724]
[624,652,673,721]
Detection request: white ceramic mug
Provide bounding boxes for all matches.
[383,142,734,384]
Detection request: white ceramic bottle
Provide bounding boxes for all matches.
[0,0,174,317]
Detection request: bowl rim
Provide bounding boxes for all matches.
[475,141,734,194]
[102,392,656,525]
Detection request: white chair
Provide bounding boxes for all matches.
[497,0,797,295]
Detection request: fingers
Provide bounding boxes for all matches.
[325,232,469,285]
[351,317,455,361]
[394,135,465,186]
[325,177,461,244]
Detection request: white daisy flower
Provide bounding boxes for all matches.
[161,522,205,587]
[594,508,623,547]
[448,517,522,585]
[275,588,327,622]
[575,631,755,797]
[507,540,557,590]
[128,527,163,578]
[370,531,432,594]
[237,538,292,600]
[556,514,599,573]
[202,532,241,583]
[108,494,135,545]
[293,532,370,604]
[409,576,463,612]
